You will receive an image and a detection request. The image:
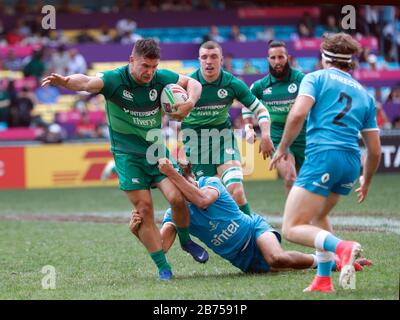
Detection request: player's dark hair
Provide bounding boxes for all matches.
[200,41,223,53]
[132,38,160,59]
[321,32,360,71]
[178,160,196,181]
[267,40,288,55]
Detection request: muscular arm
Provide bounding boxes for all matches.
[167,170,219,209]
[41,73,104,93]
[168,75,202,120]
[356,130,381,203]
[177,74,202,106]
[158,159,219,209]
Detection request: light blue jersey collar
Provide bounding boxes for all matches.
[328,67,351,77]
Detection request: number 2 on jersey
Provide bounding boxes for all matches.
[333,92,352,127]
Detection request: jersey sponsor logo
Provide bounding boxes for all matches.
[263,87,272,95]
[267,99,296,106]
[211,220,240,246]
[196,104,225,110]
[131,178,140,184]
[123,107,160,117]
[288,83,298,93]
[217,89,228,99]
[149,89,158,101]
[132,117,157,127]
[321,173,330,183]
[123,90,134,101]
[209,221,219,231]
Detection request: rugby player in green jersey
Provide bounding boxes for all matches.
[243,41,306,196]
[181,41,274,215]
[41,39,209,281]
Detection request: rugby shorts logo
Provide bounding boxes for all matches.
[341,182,355,189]
[217,89,228,99]
[263,87,272,95]
[288,83,298,93]
[123,90,134,101]
[196,170,204,177]
[131,178,140,184]
[321,173,330,184]
[149,89,158,101]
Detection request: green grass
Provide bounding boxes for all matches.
[0,221,398,300]
[0,174,398,216]
[0,173,399,300]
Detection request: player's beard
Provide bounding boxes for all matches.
[269,61,290,78]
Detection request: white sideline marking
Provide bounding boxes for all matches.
[3,211,400,234]
[152,211,400,234]
[263,215,400,235]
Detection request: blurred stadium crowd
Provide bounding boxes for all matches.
[0,1,399,143]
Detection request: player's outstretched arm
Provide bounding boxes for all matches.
[356,130,381,203]
[41,73,104,93]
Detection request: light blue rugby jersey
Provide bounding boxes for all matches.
[298,67,378,156]
[162,176,252,261]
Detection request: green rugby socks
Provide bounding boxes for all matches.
[150,250,171,272]
[176,227,191,246]
[239,203,251,215]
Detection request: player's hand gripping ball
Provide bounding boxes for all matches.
[160,83,188,114]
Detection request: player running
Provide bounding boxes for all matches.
[270,33,381,292]
[130,159,371,274]
[41,39,208,281]
[243,40,305,196]
[181,41,274,215]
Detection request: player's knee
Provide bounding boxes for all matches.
[229,184,246,203]
[135,201,153,220]
[167,189,186,208]
[283,174,296,188]
[281,223,294,242]
[221,166,244,197]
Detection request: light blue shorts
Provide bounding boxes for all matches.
[232,214,281,273]
[294,149,361,197]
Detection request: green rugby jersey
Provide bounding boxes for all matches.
[182,69,261,130]
[250,67,304,125]
[99,65,179,155]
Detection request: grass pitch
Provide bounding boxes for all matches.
[0,174,399,300]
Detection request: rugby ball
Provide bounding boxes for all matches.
[160,84,188,113]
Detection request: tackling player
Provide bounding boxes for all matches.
[270,33,381,292]
[181,41,274,215]
[130,159,371,274]
[41,39,209,281]
[243,40,305,196]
